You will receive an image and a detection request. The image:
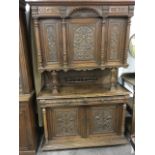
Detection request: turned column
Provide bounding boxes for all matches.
[101,17,106,68]
[124,18,131,64]
[33,18,43,69]
[42,108,48,144]
[51,71,59,94]
[120,104,126,136]
[62,18,68,71]
[110,67,117,90]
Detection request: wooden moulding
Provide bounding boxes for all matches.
[41,134,128,151]
[26,0,135,6]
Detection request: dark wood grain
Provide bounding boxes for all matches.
[27,0,134,150]
[19,0,38,154]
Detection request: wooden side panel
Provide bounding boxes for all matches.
[40,19,63,68]
[106,18,127,65]
[19,12,33,94]
[67,18,102,68]
[87,105,118,135]
[19,102,36,151]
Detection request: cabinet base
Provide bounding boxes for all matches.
[19,150,35,155]
[41,135,128,151]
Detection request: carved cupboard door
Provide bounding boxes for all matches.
[46,107,83,139]
[67,18,102,68]
[106,18,127,65]
[39,19,63,69]
[87,105,117,135]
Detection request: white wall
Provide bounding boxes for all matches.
[118,16,135,84]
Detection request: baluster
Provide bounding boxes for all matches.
[110,67,117,90]
[51,71,59,94]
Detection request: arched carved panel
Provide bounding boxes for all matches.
[69,8,100,18]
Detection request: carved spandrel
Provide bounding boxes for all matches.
[70,9,99,18]
[91,108,113,133]
[55,109,78,136]
[73,25,95,61]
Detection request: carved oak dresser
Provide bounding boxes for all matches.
[26,0,135,150]
[19,0,38,155]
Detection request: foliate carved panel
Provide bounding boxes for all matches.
[40,20,62,66]
[109,24,120,60]
[89,106,115,134]
[68,18,101,65]
[54,108,78,136]
[107,18,127,63]
[73,25,95,61]
[46,25,57,62]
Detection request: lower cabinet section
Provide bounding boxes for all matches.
[40,101,128,150]
[19,94,37,155]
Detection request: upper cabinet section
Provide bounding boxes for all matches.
[29,1,134,72]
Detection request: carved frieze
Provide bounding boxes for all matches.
[38,7,60,15]
[54,109,78,136]
[109,6,128,15]
[73,25,95,61]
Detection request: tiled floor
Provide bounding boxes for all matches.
[37,144,134,155]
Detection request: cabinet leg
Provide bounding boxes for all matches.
[42,108,48,144]
[120,104,126,136]
[111,68,117,90]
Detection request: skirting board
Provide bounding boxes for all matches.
[41,135,128,151]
